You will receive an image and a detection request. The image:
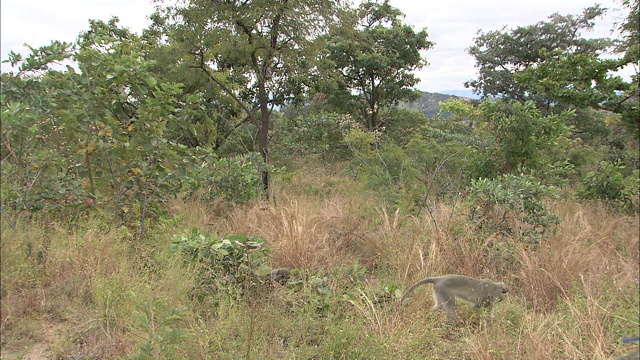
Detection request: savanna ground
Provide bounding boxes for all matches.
[1,162,638,359]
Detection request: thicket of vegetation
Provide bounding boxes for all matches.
[1,0,638,358]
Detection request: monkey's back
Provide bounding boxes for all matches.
[433,275,497,304]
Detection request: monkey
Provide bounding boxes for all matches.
[394,274,508,324]
[269,268,291,285]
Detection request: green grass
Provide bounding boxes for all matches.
[1,164,638,359]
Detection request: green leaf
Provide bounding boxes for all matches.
[124,179,134,189]
[145,76,157,87]
[253,265,272,277]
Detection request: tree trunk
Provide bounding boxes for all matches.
[258,80,270,195]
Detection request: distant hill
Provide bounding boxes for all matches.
[401,91,472,118]
[438,89,481,99]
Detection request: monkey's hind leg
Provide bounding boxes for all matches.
[432,289,457,323]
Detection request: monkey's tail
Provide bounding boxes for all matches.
[393,277,439,316]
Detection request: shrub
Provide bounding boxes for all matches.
[468,173,560,243]
[182,152,266,204]
[381,108,428,147]
[579,161,639,213]
[130,293,189,360]
[478,100,573,173]
[275,112,351,161]
[170,228,272,301]
[440,99,574,177]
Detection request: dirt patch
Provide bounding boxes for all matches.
[1,324,56,360]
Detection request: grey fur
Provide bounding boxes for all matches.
[395,274,508,323]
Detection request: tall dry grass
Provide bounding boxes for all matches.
[340,195,636,359]
[0,218,196,358]
[169,180,638,359]
[1,164,638,359]
[517,201,639,313]
[1,220,136,357]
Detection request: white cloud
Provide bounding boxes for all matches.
[1,0,630,92]
[1,0,154,67]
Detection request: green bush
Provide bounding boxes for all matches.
[170,228,272,300]
[479,100,573,174]
[579,161,639,213]
[1,26,188,235]
[130,292,189,359]
[182,152,266,204]
[381,108,428,146]
[468,173,560,243]
[440,99,574,178]
[274,112,352,161]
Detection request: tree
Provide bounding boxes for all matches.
[513,1,639,133]
[466,6,612,110]
[1,18,187,236]
[152,0,345,193]
[323,0,433,130]
[615,0,639,67]
[142,15,248,152]
[616,0,639,133]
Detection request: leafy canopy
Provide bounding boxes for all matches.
[1,18,188,233]
[323,0,434,130]
[466,6,612,105]
[152,0,346,191]
[467,4,639,134]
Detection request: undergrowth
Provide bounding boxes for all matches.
[1,163,638,359]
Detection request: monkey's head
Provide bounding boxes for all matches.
[496,282,508,300]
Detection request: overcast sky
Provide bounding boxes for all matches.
[0,0,628,92]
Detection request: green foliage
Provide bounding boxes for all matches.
[579,161,640,213]
[291,273,335,314]
[274,112,351,161]
[468,174,561,243]
[529,160,577,189]
[407,134,475,199]
[170,228,272,300]
[2,41,74,74]
[342,259,368,285]
[519,0,640,134]
[381,108,428,146]
[466,5,611,104]
[323,0,434,130]
[1,19,186,235]
[439,99,573,178]
[182,151,267,204]
[1,46,82,221]
[467,4,638,133]
[516,49,637,134]
[341,124,420,208]
[340,108,480,209]
[130,292,189,360]
[343,127,377,157]
[142,25,240,151]
[211,154,266,204]
[2,0,640,357]
[478,100,573,174]
[567,108,611,144]
[152,0,347,191]
[616,0,639,59]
